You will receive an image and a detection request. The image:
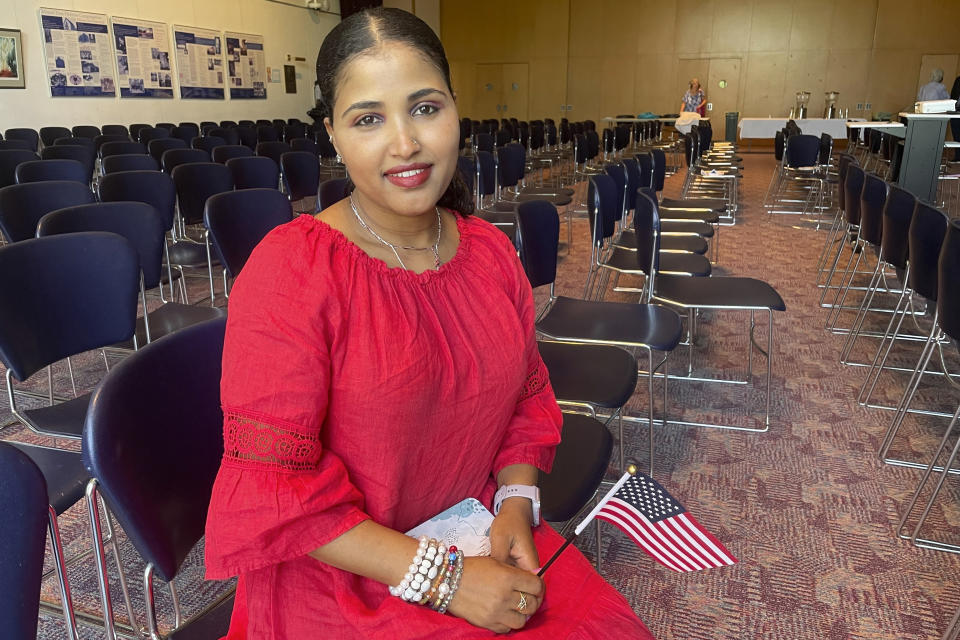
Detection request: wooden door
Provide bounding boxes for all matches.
[707,58,742,142]
[474,63,503,120]
[501,63,529,121]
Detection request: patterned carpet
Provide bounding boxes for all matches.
[11,150,960,638]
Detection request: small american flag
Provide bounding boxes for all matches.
[595,472,737,572]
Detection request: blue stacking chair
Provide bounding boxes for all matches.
[100,124,129,138]
[0,139,36,152]
[0,149,40,188]
[72,125,101,139]
[192,135,227,155]
[99,140,146,161]
[138,126,170,146]
[209,127,240,146]
[162,148,210,174]
[171,124,199,145]
[0,180,94,242]
[148,138,188,168]
[281,151,320,211]
[41,144,96,182]
[318,177,351,211]
[4,128,39,152]
[212,144,253,164]
[15,159,88,184]
[39,126,71,148]
[101,153,159,174]
[227,155,279,190]
[83,317,235,639]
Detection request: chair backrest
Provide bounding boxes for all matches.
[171,162,235,225]
[283,123,307,141]
[604,163,627,219]
[908,202,948,301]
[102,153,160,174]
[238,120,255,128]
[155,122,176,131]
[0,232,139,381]
[41,144,95,180]
[100,141,147,159]
[784,134,821,168]
[4,128,39,152]
[474,132,494,154]
[939,218,960,343]
[129,124,151,140]
[193,135,227,155]
[209,128,241,146]
[587,173,618,246]
[219,120,238,129]
[205,189,294,279]
[170,125,199,145]
[0,181,95,242]
[622,158,640,212]
[38,201,165,289]
[291,138,318,155]
[82,316,226,583]
[634,189,661,279]
[212,144,254,164]
[836,153,857,213]
[843,164,865,227]
[0,442,48,640]
[256,141,292,166]
[515,200,559,289]
[39,126,72,147]
[54,137,95,152]
[72,125,102,139]
[818,133,833,165]
[227,156,279,190]
[99,170,176,231]
[15,159,88,185]
[475,150,496,198]
[148,137,187,166]
[318,177,352,211]
[238,127,259,150]
[257,125,279,143]
[138,127,170,145]
[650,148,667,192]
[162,148,210,174]
[456,156,475,196]
[0,139,37,152]
[880,185,915,271]
[0,149,40,188]
[497,143,525,189]
[101,125,130,138]
[281,151,321,202]
[858,172,887,247]
[774,130,785,161]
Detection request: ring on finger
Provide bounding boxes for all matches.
[516,591,528,613]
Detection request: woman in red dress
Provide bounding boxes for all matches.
[204,8,656,638]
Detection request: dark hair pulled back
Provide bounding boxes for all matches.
[316,8,473,215]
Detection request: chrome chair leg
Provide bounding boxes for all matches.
[47,507,80,640]
[840,258,885,361]
[858,284,911,404]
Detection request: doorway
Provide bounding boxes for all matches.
[473,63,529,121]
[677,57,742,142]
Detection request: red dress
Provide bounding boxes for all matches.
[204,214,655,639]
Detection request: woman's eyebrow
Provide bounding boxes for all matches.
[408,88,444,102]
[341,100,382,119]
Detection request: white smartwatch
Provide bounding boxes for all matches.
[493,484,541,526]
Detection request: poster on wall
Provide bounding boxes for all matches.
[39,8,116,97]
[111,17,173,99]
[224,32,266,99]
[172,25,224,99]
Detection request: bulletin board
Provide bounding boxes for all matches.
[225,32,266,99]
[172,24,224,99]
[111,17,173,98]
[39,8,116,96]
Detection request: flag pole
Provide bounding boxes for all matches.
[537,465,636,577]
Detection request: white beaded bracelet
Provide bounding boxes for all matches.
[388,536,447,603]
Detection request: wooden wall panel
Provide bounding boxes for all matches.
[711,0,753,54]
[635,54,678,115]
[675,0,714,55]
[789,0,834,51]
[743,52,789,117]
[829,0,878,51]
[636,1,677,54]
[749,1,792,52]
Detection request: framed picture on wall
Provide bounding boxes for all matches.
[0,28,25,89]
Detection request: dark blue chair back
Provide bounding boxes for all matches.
[101,154,159,174]
[256,141,292,167]
[475,132,494,154]
[622,158,640,211]
[155,123,176,131]
[0,149,40,187]
[497,143,525,189]
[212,144,254,164]
[475,150,496,198]
[256,125,279,143]
[516,200,559,289]
[4,128,39,152]
[281,151,321,202]
[859,173,887,247]
[836,154,857,213]
[634,189,661,276]
[138,127,170,146]
[291,138,318,155]
[171,162,235,226]
[192,135,227,155]
[171,125,199,145]
[457,156,475,195]
[148,138,187,167]
[15,159,87,185]
[0,181,94,242]
[0,139,36,152]
[99,141,146,159]
[784,134,821,168]
[205,189,293,279]
[0,442,48,640]
[99,170,176,231]
[72,125,101,139]
[650,148,666,192]
[227,156,279,190]
[162,148,210,174]
[604,163,627,218]
[40,127,71,147]
[284,123,307,141]
[41,145,95,180]
[587,174,618,245]
[82,316,226,583]
[209,128,240,146]
[880,185,915,271]
[219,120,238,129]
[53,137,95,152]
[318,177,351,211]
[0,233,138,381]
[939,218,960,343]
[844,164,865,226]
[129,124,152,141]
[100,125,129,138]
[908,203,948,302]
[237,127,258,150]
[38,202,165,289]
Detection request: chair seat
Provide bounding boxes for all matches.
[537,296,683,352]
[21,394,91,439]
[614,231,708,254]
[661,220,714,237]
[116,303,226,349]
[606,247,711,277]
[654,274,786,311]
[8,442,87,515]
[167,592,235,640]
[518,186,576,197]
[660,197,727,211]
[500,193,573,207]
[168,240,213,268]
[539,412,613,523]
[538,341,638,410]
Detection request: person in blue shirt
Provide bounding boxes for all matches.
[917,68,950,102]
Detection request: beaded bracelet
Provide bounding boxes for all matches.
[389,536,446,602]
[437,550,464,614]
[429,545,458,610]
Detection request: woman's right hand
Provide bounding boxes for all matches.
[446,555,545,634]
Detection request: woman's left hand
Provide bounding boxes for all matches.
[489,498,539,572]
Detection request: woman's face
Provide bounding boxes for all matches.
[325,42,460,218]
[690,80,700,92]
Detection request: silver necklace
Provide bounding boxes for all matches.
[349,194,442,271]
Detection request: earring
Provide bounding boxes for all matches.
[336,153,342,164]
[411,138,419,147]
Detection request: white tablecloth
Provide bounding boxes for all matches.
[738,118,853,140]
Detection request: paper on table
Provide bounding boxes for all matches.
[406,497,493,557]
